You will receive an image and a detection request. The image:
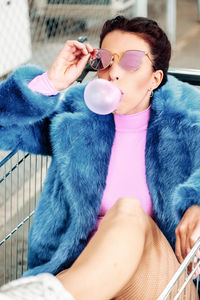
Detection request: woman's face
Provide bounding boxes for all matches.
[98,30,163,115]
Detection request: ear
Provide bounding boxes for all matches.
[152,70,163,90]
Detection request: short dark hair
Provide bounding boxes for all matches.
[100,16,171,88]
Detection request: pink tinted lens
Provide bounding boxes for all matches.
[90,49,112,70]
[119,50,145,71]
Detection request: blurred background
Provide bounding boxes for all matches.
[0,0,200,80]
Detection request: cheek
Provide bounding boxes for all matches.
[128,72,152,92]
[97,70,108,79]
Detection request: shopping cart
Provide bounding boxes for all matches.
[158,239,200,299]
[0,67,200,299]
[0,150,50,285]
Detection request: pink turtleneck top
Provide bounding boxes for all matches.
[89,107,153,238]
[28,73,153,238]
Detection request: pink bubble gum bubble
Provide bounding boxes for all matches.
[84,78,122,115]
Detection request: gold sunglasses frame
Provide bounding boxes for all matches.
[89,49,154,71]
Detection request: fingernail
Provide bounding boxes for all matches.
[187,248,191,254]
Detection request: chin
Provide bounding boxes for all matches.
[113,109,123,115]
[112,103,123,115]
[113,106,129,115]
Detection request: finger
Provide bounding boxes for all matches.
[63,48,88,64]
[73,50,89,59]
[189,229,200,250]
[59,41,88,61]
[178,222,188,260]
[186,247,191,257]
[67,40,90,55]
[76,54,90,74]
[185,225,194,257]
[193,265,200,279]
[188,261,192,274]
[67,50,83,61]
[66,53,79,62]
[197,249,200,259]
[191,244,200,279]
[72,48,88,56]
[181,234,188,260]
[175,233,183,263]
[192,252,200,279]
[71,41,93,54]
[85,43,94,53]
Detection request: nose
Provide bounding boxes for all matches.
[108,56,122,82]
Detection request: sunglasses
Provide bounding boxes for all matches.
[89,49,154,72]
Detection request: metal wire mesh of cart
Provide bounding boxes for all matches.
[0,150,50,286]
[158,239,200,300]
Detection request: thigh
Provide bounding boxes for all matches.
[114,217,197,300]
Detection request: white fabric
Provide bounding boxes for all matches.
[0,273,75,300]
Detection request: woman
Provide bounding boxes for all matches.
[0,15,200,298]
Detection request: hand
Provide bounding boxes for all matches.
[175,205,200,278]
[47,40,93,91]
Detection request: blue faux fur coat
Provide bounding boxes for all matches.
[1,65,200,277]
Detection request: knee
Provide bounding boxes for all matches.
[113,197,153,240]
[101,197,149,237]
[106,197,148,233]
[113,197,146,219]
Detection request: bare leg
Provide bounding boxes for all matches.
[57,197,147,300]
[56,197,197,300]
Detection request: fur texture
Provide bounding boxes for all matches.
[1,65,200,277]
